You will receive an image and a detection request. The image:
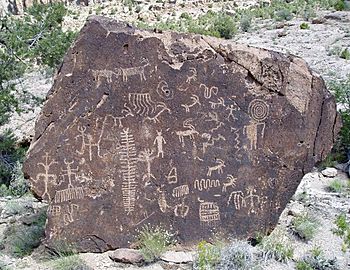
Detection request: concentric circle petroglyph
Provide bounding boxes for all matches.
[248,99,269,122]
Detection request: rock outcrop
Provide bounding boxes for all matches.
[23,16,341,252]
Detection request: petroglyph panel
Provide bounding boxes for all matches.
[24,17,340,252]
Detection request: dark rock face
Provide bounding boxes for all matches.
[23,16,341,252]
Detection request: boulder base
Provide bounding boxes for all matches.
[23,16,340,252]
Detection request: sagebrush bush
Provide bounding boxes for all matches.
[333,213,350,252]
[194,240,222,270]
[217,241,261,270]
[291,213,319,241]
[137,225,174,262]
[50,255,91,270]
[296,246,339,270]
[328,179,344,193]
[258,228,294,263]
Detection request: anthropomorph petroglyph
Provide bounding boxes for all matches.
[181,94,201,112]
[75,125,102,161]
[119,128,138,215]
[153,130,166,158]
[34,152,58,202]
[138,149,157,184]
[61,159,79,189]
[207,159,225,176]
[226,103,239,121]
[176,118,199,147]
[245,186,261,214]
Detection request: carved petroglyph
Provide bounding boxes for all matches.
[186,67,197,84]
[134,211,155,226]
[128,93,156,116]
[121,58,149,82]
[138,149,156,184]
[176,118,199,147]
[199,200,221,226]
[205,112,225,133]
[181,94,201,113]
[157,187,172,213]
[156,80,174,100]
[226,104,239,121]
[207,159,225,176]
[91,69,120,87]
[54,187,84,203]
[226,186,261,213]
[34,153,58,202]
[194,179,220,191]
[202,133,226,154]
[227,191,245,210]
[166,163,178,184]
[209,97,225,109]
[63,204,79,225]
[248,99,269,122]
[47,205,61,217]
[172,184,189,198]
[75,125,103,161]
[200,84,219,99]
[192,141,203,161]
[145,103,171,123]
[222,175,237,192]
[244,99,269,150]
[62,159,78,189]
[154,130,166,158]
[245,186,261,214]
[119,128,138,215]
[174,198,189,218]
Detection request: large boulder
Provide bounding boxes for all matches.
[23,16,341,252]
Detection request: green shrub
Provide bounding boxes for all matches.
[333,213,350,252]
[5,210,47,257]
[333,0,349,11]
[296,246,339,270]
[0,130,27,188]
[180,12,191,20]
[259,228,294,263]
[50,255,90,270]
[275,9,293,21]
[217,241,261,270]
[137,225,174,262]
[328,179,344,193]
[340,48,350,60]
[328,76,350,158]
[194,240,221,270]
[291,213,319,241]
[300,22,310,30]
[240,15,252,32]
[4,201,27,215]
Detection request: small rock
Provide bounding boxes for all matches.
[311,17,326,24]
[277,30,287,37]
[287,202,305,217]
[275,22,285,29]
[321,167,338,178]
[109,248,144,265]
[160,251,194,264]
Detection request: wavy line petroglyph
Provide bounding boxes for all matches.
[119,128,138,215]
[194,179,220,191]
[201,133,226,154]
[205,112,225,133]
[128,93,156,116]
[34,152,58,202]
